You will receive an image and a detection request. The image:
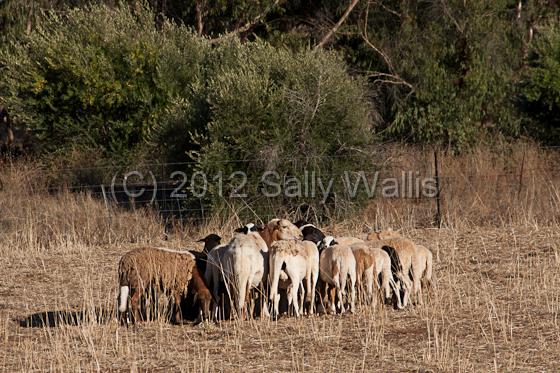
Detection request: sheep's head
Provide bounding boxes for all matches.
[366,228,402,241]
[197,233,222,253]
[317,235,338,251]
[234,223,262,235]
[293,219,308,228]
[273,219,303,241]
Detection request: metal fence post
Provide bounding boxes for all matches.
[434,150,442,228]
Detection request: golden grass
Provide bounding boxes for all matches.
[0,144,559,372]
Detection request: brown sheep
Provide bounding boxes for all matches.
[350,246,376,306]
[117,247,212,324]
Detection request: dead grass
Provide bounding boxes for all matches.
[0,144,559,372]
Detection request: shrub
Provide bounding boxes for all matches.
[0,3,209,158]
[190,41,375,220]
[518,21,560,145]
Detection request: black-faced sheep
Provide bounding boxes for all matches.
[294,220,326,244]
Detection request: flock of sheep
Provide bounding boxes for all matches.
[116,219,433,324]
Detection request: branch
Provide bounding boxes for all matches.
[366,72,414,90]
[195,0,206,36]
[210,0,282,43]
[361,1,413,91]
[314,0,360,50]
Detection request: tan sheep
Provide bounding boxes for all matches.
[350,241,399,307]
[411,244,434,305]
[318,237,357,314]
[259,218,303,248]
[117,247,211,324]
[366,233,416,309]
[349,245,376,306]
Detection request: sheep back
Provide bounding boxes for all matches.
[118,247,196,297]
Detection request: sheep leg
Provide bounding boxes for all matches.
[309,270,318,316]
[259,281,270,318]
[269,257,284,318]
[328,285,337,314]
[402,275,413,308]
[172,290,183,324]
[236,273,249,320]
[365,267,375,307]
[413,270,423,306]
[304,274,311,315]
[337,284,345,314]
[289,275,301,317]
[349,271,357,314]
[130,289,141,324]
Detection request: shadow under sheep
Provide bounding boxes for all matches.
[18,307,114,328]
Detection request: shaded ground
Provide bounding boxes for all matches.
[0,227,559,372]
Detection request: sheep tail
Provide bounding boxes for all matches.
[117,264,130,313]
[118,286,129,313]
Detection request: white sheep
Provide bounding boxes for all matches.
[221,224,269,319]
[268,239,319,317]
[318,236,357,314]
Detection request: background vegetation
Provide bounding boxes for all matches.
[0,0,559,218]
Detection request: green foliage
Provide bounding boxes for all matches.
[164,41,375,219]
[358,0,524,149]
[518,21,560,145]
[0,3,209,157]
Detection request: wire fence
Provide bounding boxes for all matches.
[2,145,559,227]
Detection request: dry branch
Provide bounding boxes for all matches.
[315,0,360,50]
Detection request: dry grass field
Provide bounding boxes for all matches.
[1,145,559,372]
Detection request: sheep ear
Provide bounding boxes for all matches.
[331,240,339,246]
[234,227,245,233]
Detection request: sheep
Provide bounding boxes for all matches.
[335,236,365,246]
[117,247,211,324]
[411,244,434,305]
[221,223,269,319]
[367,229,434,305]
[294,220,363,247]
[259,218,303,248]
[197,233,222,254]
[350,242,396,304]
[294,220,326,244]
[317,236,357,314]
[204,241,232,319]
[189,234,222,276]
[268,239,319,317]
[349,245,376,305]
[366,231,416,309]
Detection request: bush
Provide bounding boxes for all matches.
[189,41,375,220]
[0,3,209,159]
[0,3,376,220]
[518,21,560,145]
